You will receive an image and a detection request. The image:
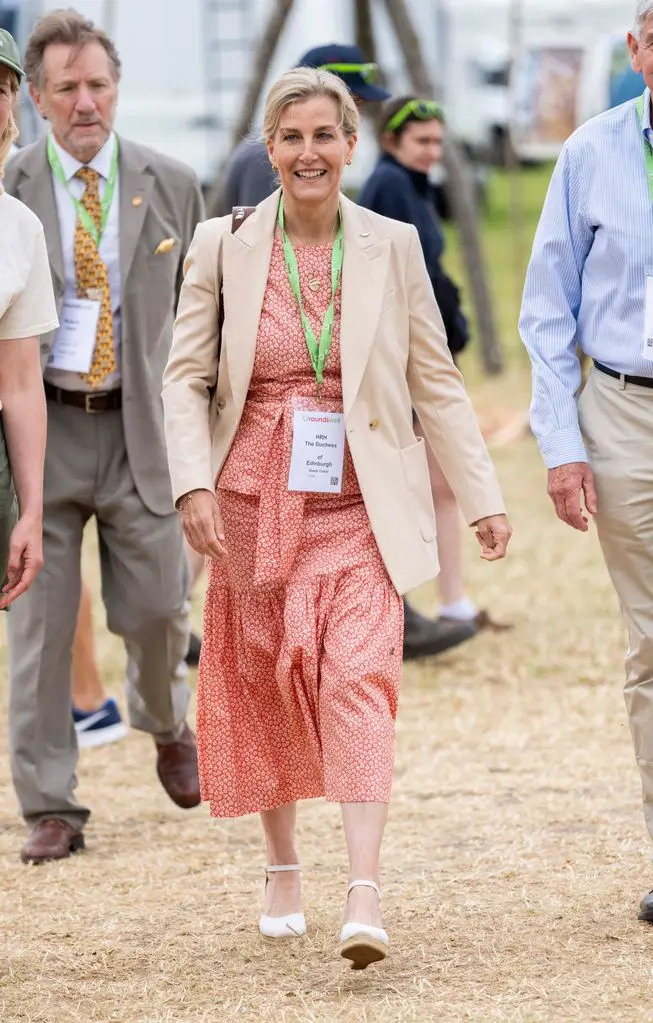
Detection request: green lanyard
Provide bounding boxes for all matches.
[277,198,344,388]
[636,91,653,204]
[47,134,119,248]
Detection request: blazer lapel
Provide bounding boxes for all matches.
[339,196,391,417]
[17,141,65,294]
[118,137,155,289]
[221,189,279,404]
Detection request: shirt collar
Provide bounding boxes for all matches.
[49,132,117,183]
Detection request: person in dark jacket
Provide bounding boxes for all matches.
[218,43,390,214]
[359,97,485,640]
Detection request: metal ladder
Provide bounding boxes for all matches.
[201,0,257,168]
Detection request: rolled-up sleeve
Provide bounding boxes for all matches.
[519,143,595,468]
[0,222,58,340]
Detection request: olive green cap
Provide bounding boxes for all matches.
[0,29,23,80]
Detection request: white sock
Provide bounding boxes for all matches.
[439,597,478,621]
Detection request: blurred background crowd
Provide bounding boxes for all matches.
[1,0,643,209]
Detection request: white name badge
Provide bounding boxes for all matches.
[47,298,100,373]
[288,407,346,494]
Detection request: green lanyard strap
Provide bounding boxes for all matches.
[277,198,344,388]
[47,134,119,248]
[636,91,653,204]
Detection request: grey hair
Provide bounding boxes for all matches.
[633,1,653,37]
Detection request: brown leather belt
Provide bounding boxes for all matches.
[44,381,122,413]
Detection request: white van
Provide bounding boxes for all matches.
[509,0,634,162]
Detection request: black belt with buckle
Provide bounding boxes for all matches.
[44,381,122,412]
[593,360,653,390]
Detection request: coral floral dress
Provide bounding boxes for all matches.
[197,233,404,818]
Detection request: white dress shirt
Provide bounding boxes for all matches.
[45,132,122,391]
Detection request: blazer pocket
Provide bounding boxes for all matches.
[154,237,177,255]
[400,437,436,542]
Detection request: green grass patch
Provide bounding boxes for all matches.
[444,163,555,375]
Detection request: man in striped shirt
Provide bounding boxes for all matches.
[520,0,653,922]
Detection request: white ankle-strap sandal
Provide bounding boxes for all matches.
[258,864,306,938]
[339,879,389,969]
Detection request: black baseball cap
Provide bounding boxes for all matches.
[299,43,391,103]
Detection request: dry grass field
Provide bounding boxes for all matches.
[2,399,653,1023]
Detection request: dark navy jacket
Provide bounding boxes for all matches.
[358,153,468,356]
[358,153,444,281]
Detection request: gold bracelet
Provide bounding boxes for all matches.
[177,492,194,512]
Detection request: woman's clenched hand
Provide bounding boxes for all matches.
[474,514,512,562]
[178,489,228,560]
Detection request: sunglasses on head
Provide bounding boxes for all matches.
[319,61,379,84]
[384,99,445,134]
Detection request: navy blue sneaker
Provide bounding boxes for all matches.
[73,698,128,749]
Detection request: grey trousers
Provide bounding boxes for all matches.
[7,402,191,831]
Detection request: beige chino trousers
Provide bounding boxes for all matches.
[579,367,653,839]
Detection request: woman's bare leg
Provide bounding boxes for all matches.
[415,421,476,616]
[260,803,302,916]
[341,802,388,928]
[71,581,106,712]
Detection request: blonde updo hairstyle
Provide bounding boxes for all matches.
[0,69,20,179]
[263,66,360,144]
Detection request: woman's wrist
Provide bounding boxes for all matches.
[176,488,211,511]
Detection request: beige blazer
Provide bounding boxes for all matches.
[162,190,505,595]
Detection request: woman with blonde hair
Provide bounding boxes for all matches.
[163,67,511,969]
[0,29,58,608]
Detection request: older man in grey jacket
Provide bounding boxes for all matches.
[5,10,204,864]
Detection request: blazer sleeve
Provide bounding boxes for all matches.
[162,219,222,504]
[405,226,506,524]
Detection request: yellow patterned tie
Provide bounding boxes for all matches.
[74,167,116,388]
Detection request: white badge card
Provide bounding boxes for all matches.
[288,408,346,494]
[644,275,653,362]
[47,298,100,373]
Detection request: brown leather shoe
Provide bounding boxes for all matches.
[21,818,85,864]
[155,723,201,809]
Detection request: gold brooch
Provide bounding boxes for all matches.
[131,196,143,207]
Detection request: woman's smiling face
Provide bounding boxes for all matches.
[267,95,356,206]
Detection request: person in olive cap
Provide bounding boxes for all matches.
[0,26,58,614]
[217,43,390,213]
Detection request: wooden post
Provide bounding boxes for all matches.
[205,0,295,217]
[355,0,377,64]
[507,0,527,318]
[380,0,503,374]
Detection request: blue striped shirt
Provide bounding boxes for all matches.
[519,90,653,468]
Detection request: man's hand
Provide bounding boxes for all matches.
[547,462,597,531]
[0,514,44,610]
[178,489,228,560]
[474,514,512,561]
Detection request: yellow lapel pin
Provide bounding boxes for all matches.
[154,237,176,255]
[131,196,143,207]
